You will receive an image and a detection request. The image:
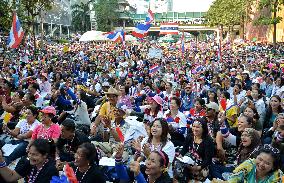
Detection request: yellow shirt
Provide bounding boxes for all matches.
[99,102,116,121]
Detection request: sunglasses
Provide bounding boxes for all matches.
[263,144,280,154]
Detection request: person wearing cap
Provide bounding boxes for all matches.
[180,83,195,112]
[91,87,120,137]
[39,72,51,95]
[28,106,61,150]
[133,95,164,123]
[205,102,220,138]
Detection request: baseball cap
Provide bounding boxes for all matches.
[40,106,56,115]
[205,102,219,112]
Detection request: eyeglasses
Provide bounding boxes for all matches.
[263,144,280,154]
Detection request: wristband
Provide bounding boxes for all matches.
[0,161,7,168]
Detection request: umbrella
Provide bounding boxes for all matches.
[79,31,107,42]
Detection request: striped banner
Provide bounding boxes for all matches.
[160,22,179,35]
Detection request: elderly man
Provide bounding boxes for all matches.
[91,87,120,137]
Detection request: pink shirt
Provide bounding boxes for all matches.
[31,123,61,140]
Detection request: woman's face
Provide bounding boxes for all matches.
[41,113,51,124]
[151,120,163,137]
[28,145,47,166]
[270,97,280,109]
[255,152,274,176]
[244,107,254,119]
[149,98,158,108]
[165,83,172,90]
[251,89,259,99]
[212,76,218,83]
[119,86,126,95]
[192,122,203,137]
[275,78,281,86]
[241,131,252,147]
[208,91,215,99]
[145,152,163,176]
[170,99,179,111]
[74,148,88,167]
[194,101,202,111]
[238,116,251,132]
[26,109,36,123]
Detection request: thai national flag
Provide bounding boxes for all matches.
[180,30,185,58]
[132,23,151,38]
[105,30,125,43]
[149,64,160,76]
[145,9,154,24]
[7,12,24,49]
[160,22,179,35]
[132,9,154,38]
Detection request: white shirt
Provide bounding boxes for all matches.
[163,110,187,129]
[16,119,40,140]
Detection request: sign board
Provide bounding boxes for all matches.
[148,48,163,59]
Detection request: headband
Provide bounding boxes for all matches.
[193,120,202,125]
[157,151,167,167]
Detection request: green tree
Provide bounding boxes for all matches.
[206,0,253,39]
[0,1,12,33]
[94,0,119,32]
[19,0,53,49]
[71,2,92,33]
[255,0,284,46]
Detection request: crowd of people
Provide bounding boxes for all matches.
[0,38,283,183]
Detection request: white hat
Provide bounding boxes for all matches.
[205,102,219,112]
[102,82,110,87]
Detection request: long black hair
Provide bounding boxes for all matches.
[30,139,56,159]
[147,118,169,148]
[78,143,99,165]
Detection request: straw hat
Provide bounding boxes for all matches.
[105,87,120,96]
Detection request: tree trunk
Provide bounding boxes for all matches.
[240,15,245,40]
[273,2,277,47]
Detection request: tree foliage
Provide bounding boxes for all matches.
[205,0,253,27]
[255,0,284,46]
[0,1,12,33]
[94,0,119,32]
[71,2,92,33]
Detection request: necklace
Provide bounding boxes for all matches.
[28,159,48,183]
[39,124,52,139]
[75,165,90,183]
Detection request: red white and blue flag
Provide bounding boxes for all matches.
[132,9,154,38]
[145,9,154,24]
[105,30,125,43]
[149,64,160,76]
[7,12,24,49]
[180,30,185,59]
[160,22,179,35]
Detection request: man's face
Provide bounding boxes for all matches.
[61,126,74,139]
[107,94,118,105]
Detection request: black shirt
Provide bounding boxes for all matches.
[56,131,90,162]
[70,163,106,183]
[15,157,58,183]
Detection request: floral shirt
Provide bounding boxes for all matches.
[228,159,283,183]
[31,123,61,140]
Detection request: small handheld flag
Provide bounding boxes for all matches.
[7,12,24,48]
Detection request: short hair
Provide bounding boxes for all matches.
[61,119,76,132]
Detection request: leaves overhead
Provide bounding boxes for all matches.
[94,0,119,32]
[205,0,254,27]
